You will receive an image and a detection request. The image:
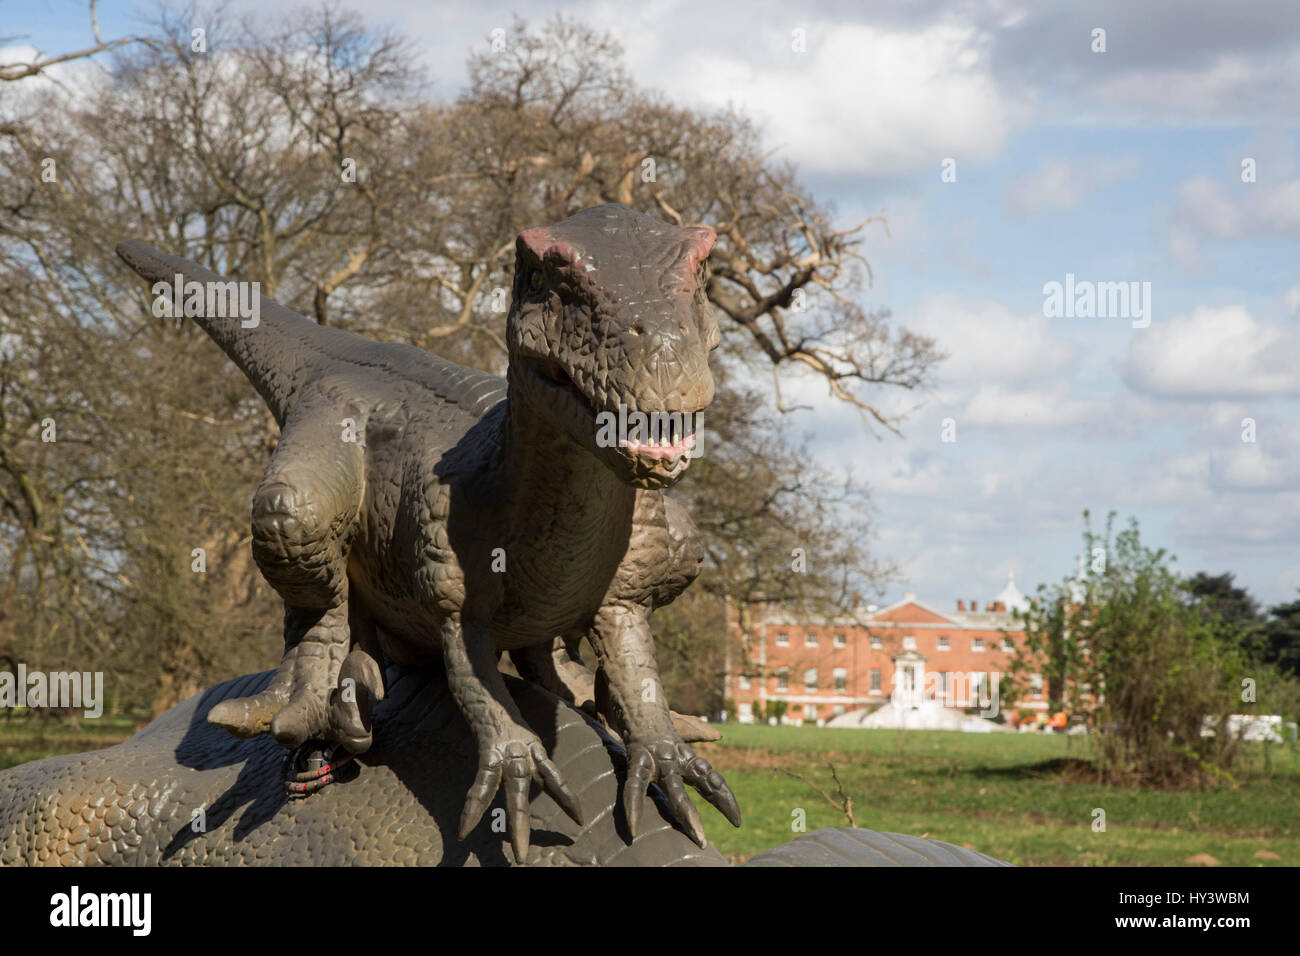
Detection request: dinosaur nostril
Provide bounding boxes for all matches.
[629,325,644,336]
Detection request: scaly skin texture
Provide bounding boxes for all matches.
[111,204,739,857]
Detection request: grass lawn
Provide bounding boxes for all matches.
[688,724,1300,866]
[0,715,142,772]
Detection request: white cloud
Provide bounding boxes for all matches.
[1125,305,1300,398]
[605,12,1023,177]
[1005,156,1138,218]
[1211,444,1300,491]
[1169,174,1300,268]
[907,295,1081,386]
[1286,283,1300,316]
[1088,49,1300,124]
[963,384,1100,426]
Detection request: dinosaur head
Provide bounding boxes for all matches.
[507,204,719,489]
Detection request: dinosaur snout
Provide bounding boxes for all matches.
[620,323,714,414]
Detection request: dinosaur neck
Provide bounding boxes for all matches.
[500,384,637,564]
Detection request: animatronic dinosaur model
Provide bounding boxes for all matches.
[113,204,739,859]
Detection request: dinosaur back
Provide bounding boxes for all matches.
[116,241,506,425]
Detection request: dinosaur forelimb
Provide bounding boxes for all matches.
[588,604,740,846]
[441,617,583,862]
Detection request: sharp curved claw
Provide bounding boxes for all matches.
[503,743,533,863]
[531,744,584,827]
[340,646,386,703]
[458,753,503,840]
[621,737,741,845]
[682,753,742,828]
[208,686,290,738]
[661,769,706,847]
[457,736,579,861]
[624,745,655,838]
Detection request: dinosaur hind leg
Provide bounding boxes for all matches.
[208,411,378,751]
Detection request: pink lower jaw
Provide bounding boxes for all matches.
[621,435,696,460]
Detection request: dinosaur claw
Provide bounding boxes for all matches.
[459,732,576,862]
[208,687,289,738]
[459,754,503,840]
[532,744,583,827]
[620,736,738,846]
[661,769,706,847]
[624,744,655,839]
[684,755,742,828]
[270,689,332,749]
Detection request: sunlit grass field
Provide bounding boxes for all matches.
[687,724,1300,865]
[0,715,141,772]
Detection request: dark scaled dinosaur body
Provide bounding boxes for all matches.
[110,204,739,859]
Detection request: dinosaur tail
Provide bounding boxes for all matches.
[116,240,316,423]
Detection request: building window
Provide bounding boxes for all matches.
[1002,637,1015,652]
[776,667,789,692]
[776,631,789,646]
[902,635,916,650]
[972,637,985,652]
[833,668,847,693]
[805,630,818,646]
[972,672,988,701]
[738,702,752,720]
[869,669,882,692]
[804,704,817,721]
[738,673,751,691]
[804,669,818,693]
[937,636,950,651]
[1030,673,1043,696]
[834,633,846,648]
[936,671,950,695]
[870,635,883,650]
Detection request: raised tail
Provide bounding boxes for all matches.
[116,240,320,423]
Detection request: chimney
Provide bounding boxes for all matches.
[957,599,965,611]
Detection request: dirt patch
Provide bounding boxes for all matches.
[694,744,870,773]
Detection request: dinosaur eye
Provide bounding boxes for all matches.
[530,271,544,290]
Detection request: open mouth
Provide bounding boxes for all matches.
[531,357,699,477]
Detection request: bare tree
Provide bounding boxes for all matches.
[0,1,142,82]
[0,5,939,712]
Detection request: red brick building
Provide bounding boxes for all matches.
[724,573,1049,725]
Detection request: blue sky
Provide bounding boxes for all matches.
[7,0,1300,608]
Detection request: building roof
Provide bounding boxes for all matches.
[995,569,1031,614]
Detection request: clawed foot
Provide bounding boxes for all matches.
[625,737,741,847]
[457,728,584,863]
[208,639,383,754]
